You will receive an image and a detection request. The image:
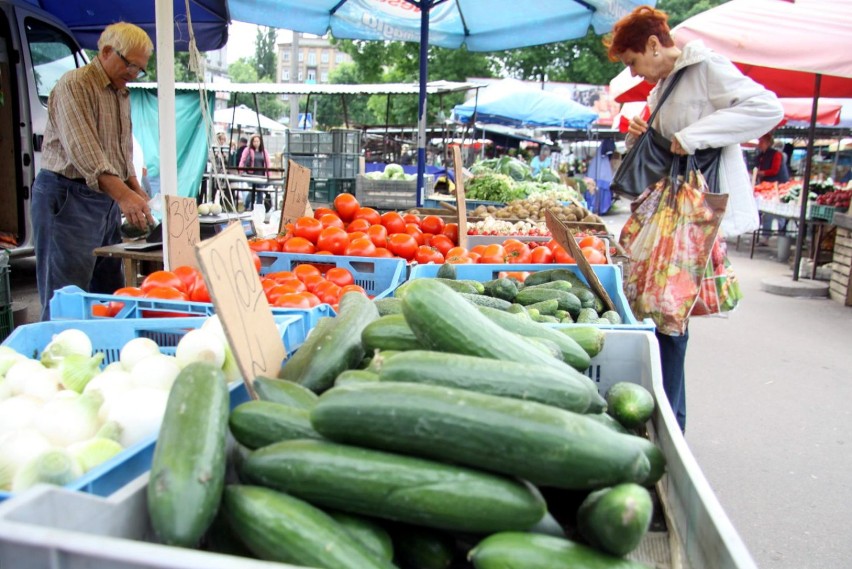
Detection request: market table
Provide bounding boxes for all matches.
[202,173,286,208]
[92,243,163,287]
[743,207,833,279]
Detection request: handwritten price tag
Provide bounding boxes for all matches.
[164,196,200,270]
[452,146,469,249]
[280,160,312,232]
[196,222,285,399]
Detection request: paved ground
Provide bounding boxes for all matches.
[6,202,852,568]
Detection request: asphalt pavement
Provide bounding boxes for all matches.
[6,201,852,568]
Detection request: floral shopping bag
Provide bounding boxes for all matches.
[618,168,728,335]
[690,234,743,316]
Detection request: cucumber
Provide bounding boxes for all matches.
[586,412,631,435]
[477,305,591,373]
[330,511,395,562]
[459,292,513,310]
[363,350,402,374]
[253,376,318,409]
[223,485,396,568]
[432,277,480,294]
[577,483,653,557]
[525,280,574,292]
[573,287,599,309]
[559,325,606,358]
[362,314,424,352]
[374,297,404,316]
[514,288,582,317]
[606,382,655,429]
[632,436,666,486]
[469,532,652,569]
[147,363,229,547]
[311,382,652,490]
[523,268,576,286]
[554,309,570,321]
[483,278,519,302]
[528,511,566,538]
[532,314,560,324]
[377,350,592,413]
[601,310,623,325]
[228,400,323,449]
[336,369,381,386]
[507,303,529,315]
[523,336,563,360]
[459,279,486,294]
[436,263,456,279]
[525,298,559,316]
[577,307,599,323]
[279,292,379,393]
[393,525,456,569]
[242,439,546,533]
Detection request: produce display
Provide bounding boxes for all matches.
[465,156,576,203]
[470,192,606,225]
[815,188,851,209]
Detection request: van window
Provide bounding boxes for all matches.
[25,17,84,105]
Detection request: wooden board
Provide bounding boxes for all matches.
[195,222,285,399]
[545,209,616,313]
[451,146,468,249]
[163,195,200,270]
[279,159,312,232]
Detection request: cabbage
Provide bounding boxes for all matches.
[383,163,405,179]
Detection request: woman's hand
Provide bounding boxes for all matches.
[670,136,688,155]
[627,116,648,137]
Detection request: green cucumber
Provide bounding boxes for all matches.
[559,326,606,358]
[363,350,402,374]
[330,511,395,562]
[526,280,574,292]
[526,299,559,315]
[523,268,576,286]
[477,305,591,373]
[311,383,652,490]
[554,309,570,321]
[469,532,652,569]
[393,525,456,569]
[573,287,599,309]
[483,278,519,302]
[242,439,546,533]
[601,310,623,325]
[279,292,379,393]
[523,336,563,359]
[374,297,404,316]
[336,369,381,386]
[606,382,655,429]
[507,303,529,315]
[362,314,424,352]
[532,314,560,324]
[459,292,513,310]
[436,263,456,279]
[514,288,582,317]
[432,277,480,294]
[223,485,395,568]
[577,483,653,557]
[228,400,322,449]
[528,511,566,538]
[253,376,318,409]
[632,436,666,486]
[586,412,630,435]
[147,363,228,547]
[377,350,591,413]
[577,307,599,323]
[459,279,486,294]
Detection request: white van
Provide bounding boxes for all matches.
[0,0,87,257]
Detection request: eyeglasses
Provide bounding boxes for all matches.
[115,50,146,79]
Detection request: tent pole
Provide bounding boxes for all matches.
[415,0,432,207]
[792,73,821,281]
[384,94,391,162]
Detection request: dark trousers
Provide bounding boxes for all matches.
[31,171,124,320]
[656,329,689,432]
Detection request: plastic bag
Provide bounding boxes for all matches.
[618,167,728,335]
[690,234,743,317]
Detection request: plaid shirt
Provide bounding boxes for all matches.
[41,56,134,190]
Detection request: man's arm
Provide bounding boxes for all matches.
[98,173,153,229]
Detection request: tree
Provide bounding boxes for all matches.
[255,27,278,81]
[137,52,199,83]
[658,0,729,28]
[227,57,285,122]
[313,63,374,129]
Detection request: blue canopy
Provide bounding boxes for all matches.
[453,80,599,129]
[22,0,229,51]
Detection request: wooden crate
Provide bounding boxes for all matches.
[829,227,852,306]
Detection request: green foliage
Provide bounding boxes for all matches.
[228,58,258,83]
[657,0,730,28]
[227,58,285,123]
[313,63,374,129]
[135,52,198,83]
[254,27,278,81]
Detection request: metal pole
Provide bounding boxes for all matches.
[792,74,821,281]
[415,0,431,206]
[289,32,300,130]
[155,0,176,269]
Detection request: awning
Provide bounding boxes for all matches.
[129,80,480,96]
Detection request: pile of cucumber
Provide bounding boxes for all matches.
[146,284,662,569]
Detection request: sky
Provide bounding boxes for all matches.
[225,23,292,64]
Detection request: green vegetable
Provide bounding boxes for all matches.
[577,483,653,557]
[606,382,655,429]
[228,400,323,449]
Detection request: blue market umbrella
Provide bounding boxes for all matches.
[229,0,649,202]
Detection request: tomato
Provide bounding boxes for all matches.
[293,216,323,243]
[402,213,421,227]
[141,271,185,294]
[318,213,344,229]
[347,231,368,243]
[478,244,506,264]
[552,244,575,264]
[387,233,418,261]
[445,246,469,259]
[274,232,293,250]
[298,292,322,307]
[91,304,111,318]
[281,237,316,254]
[318,283,343,305]
[353,207,381,226]
[404,224,426,246]
[340,284,367,297]
[248,237,279,253]
[420,215,445,235]
[316,226,349,256]
[293,264,321,282]
[498,271,531,282]
[346,218,372,233]
[428,234,454,257]
[530,245,554,264]
[466,251,481,263]
[273,292,313,309]
[172,265,200,293]
[441,222,459,244]
[301,273,327,293]
[333,193,360,222]
[446,254,474,264]
[469,244,487,257]
[108,286,144,316]
[366,224,388,249]
[313,207,336,219]
[414,245,444,265]
[578,235,606,254]
[372,247,394,258]
[503,240,532,264]
[144,286,189,301]
[380,211,406,234]
[190,275,211,303]
[582,246,607,265]
[265,270,297,283]
[545,239,561,252]
[251,250,262,273]
[260,278,278,294]
[345,237,377,257]
[326,267,355,288]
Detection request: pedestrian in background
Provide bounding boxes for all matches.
[31,22,155,320]
[239,134,271,210]
[754,131,791,244]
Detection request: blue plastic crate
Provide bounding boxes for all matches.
[406,263,654,331]
[0,314,306,503]
[49,286,332,336]
[258,252,406,300]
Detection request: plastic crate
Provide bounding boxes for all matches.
[355,174,434,210]
[49,286,333,337]
[0,331,758,569]
[258,252,406,300]
[331,128,361,154]
[333,153,359,178]
[808,204,837,223]
[406,263,653,330]
[0,314,307,503]
[0,304,12,343]
[286,129,333,155]
[0,264,10,308]
[287,154,334,179]
[308,178,332,203]
[331,178,356,198]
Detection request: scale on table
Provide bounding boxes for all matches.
[197,213,256,240]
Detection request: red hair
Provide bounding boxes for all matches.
[604,5,674,62]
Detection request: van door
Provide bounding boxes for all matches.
[0,7,22,251]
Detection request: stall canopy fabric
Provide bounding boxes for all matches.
[22,0,229,51]
[453,80,598,129]
[214,104,287,132]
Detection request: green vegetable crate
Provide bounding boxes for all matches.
[0,331,757,569]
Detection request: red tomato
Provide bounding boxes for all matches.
[143,286,188,301]
[172,266,200,293]
[141,271,185,294]
[372,247,395,258]
[274,232,293,250]
[404,224,426,246]
[582,246,607,265]
[420,215,445,235]
[446,254,474,264]
[552,244,575,264]
[478,244,506,264]
[503,240,532,264]
[293,264,322,282]
[346,218,372,233]
[499,271,532,282]
[272,293,312,309]
[251,250,262,273]
[467,251,481,263]
[414,245,445,265]
[345,237,377,257]
[469,244,487,257]
[313,207,336,220]
[353,207,381,226]
[260,278,278,294]
[387,233,419,261]
[265,270,297,283]
[91,304,111,318]
[441,222,459,244]
[190,275,211,303]
[281,237,317,254]
[366,224,388,249]
[428,234,454,257]
[530,246,554,264]
[402,213,421,227]
[340,284,367,297]
[333,193,360,222]
[248,237,279,253]
[380,211,406,234]
[298,292,322,307]
[318,283,343,305]
[108,286,144,316]
[578,235,606,254]
[293,217,323,243]
[318,213,344,229]
[347,231,368,243]
[301,273,327,293]
[445,246,469,259]
[326,267,355,288]
[316,227,349,256]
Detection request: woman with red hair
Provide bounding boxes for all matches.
[606,6,783,431]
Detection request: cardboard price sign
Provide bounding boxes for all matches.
[451,146,468,249]
[195,222,285,399]
[164,195,200,270]
[279,159,312,232]
[544,210,616,313]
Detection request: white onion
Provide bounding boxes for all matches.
[0,429,54,490]
[119,338,161,371]
[35,391,103,447]
[4,359,60,401]
[130,354,181,391]
[175,329,225,369]
[40,329,93,368]
[0,395,42,436]
[106,388,169,448]
[84,369,134,422]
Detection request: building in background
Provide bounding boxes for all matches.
[205,47,232,110]
[277,35,352,84]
